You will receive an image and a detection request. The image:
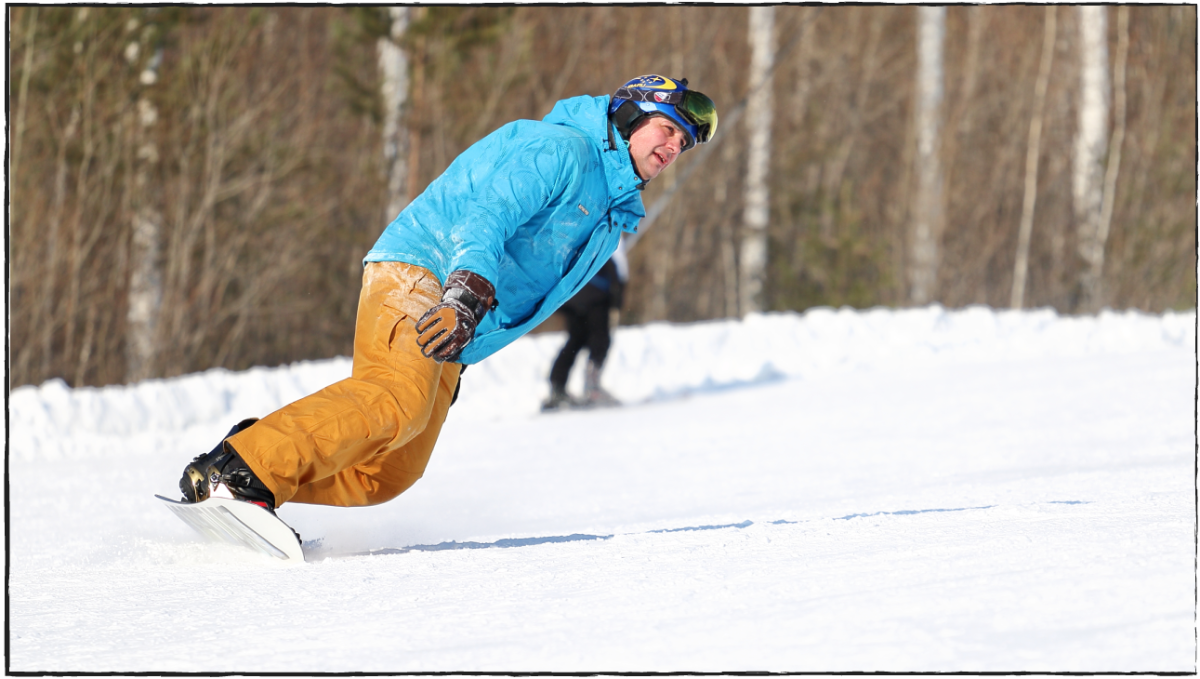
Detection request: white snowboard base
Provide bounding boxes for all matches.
[156,494,304,563]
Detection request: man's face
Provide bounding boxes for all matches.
[627,116,688,181]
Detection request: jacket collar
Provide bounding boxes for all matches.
[542,95,646,229]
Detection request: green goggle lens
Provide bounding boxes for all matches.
[676,91,718,145]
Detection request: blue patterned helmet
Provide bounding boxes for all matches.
[608,75,718,152]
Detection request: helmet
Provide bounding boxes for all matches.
[608,75,718,152]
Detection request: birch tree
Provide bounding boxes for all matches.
[1092,6,1130,308]
[908,6,945,306]
[739,5,775,315]
[378,6,411,221]
[1011,6,1057,309]
[125,14,164,382]
[1073,6,1110,312]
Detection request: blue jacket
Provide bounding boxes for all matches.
[365,95,645,364]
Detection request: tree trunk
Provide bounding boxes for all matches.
[125,27,165,383]
[1011,6,1057,310]
[378,7,412,222]
[908,6,945,306]
[1091,6,1129,313]
[739,5,775,316]
[1073,5,1110,312]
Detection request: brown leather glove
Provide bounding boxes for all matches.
[415,270,497,362]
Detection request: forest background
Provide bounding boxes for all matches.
[8,5,1196,389]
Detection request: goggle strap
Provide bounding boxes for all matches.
[614,87,685,105]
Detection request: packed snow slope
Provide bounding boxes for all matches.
[8,305,1197,673]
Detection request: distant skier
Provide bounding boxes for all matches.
[177,75,719,512]
[542,241,628,411]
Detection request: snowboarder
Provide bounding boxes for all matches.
[177,75,718,512]
[542,242,628,411]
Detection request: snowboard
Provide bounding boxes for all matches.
[156,494,305,563]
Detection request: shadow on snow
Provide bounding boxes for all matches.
[327,501,1088,559]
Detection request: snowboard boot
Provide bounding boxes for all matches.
[179,418,277,511]
[540,384,575,412]
[583,360,619,407]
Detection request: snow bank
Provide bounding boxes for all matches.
[10,305,1194,459]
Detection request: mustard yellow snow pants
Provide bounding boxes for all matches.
[226,261,460,508]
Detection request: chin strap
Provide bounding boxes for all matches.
[609,102,652,190]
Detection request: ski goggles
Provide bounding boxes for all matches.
[614,86,719,148]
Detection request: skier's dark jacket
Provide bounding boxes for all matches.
[566,259,623,312]
[364,95,645,364]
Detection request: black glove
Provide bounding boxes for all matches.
[415,270,497,362]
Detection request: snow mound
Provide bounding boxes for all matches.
[9,305,1194,460]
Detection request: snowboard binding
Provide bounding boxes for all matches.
[179,418,276,512]
[175,418,302,548]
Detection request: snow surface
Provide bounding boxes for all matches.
[8,305,1197,673]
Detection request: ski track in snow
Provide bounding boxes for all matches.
[7,305,1197,672]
